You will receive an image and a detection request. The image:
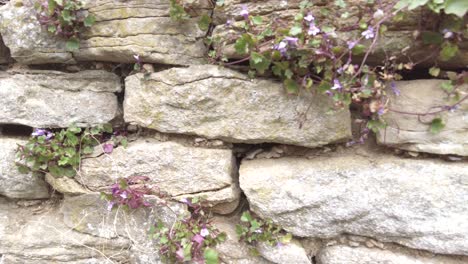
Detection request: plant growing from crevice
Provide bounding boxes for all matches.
[16,124,127,178]
[33,0,96,50]
[236,211,292,255]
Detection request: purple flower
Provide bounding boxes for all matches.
[361,26,375,39]
[390,81,400,96]
[304,12,314,22]
[133,54,141,63]
[240,5,249,19]
[120,191,128,199]
[107,201,115,211]
[347,40,358,49]
[307,23,320,36]
[193,234,204,244]
[442,29,454,39]
[103,143,114,154]
[285,36,298,46]
[226,18,234,27]
[325,90,334,96]
[377,106,385,116]
[200,228,210,237]
[331,79,342,90]
[32,128,47,137]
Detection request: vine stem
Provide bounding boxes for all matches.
[388,94,468,116]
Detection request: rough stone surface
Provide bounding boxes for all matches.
[0,35,10,64]
[0,137,50,199]
[78,139,239,213]
[124,65,352,148]
[239,147,468,255]
[212,0,467,68]
[377,80,468,156]
[317,245,468,264]
[0,0,209,65]
[0,198,131,263]
[257,240,312,264]
[45,174,89,195]
[60,193,186,263]
[0,70,121,128]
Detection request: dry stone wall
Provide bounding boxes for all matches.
[0,0,467,263]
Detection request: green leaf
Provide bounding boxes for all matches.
[249,52,271,74]
[441,81,454,93]
[102,123,113,133]
[408,0,429,10]
[280,233,293,244]
[334,0,347,8]
[367,120,387,133]
[82,146,94,154]
[240,211,253,222]
[439,42,459,61]
[84,15,96,27]
[289,25,302,36]
[66,38,80,51]
[444,0,468,18]
[284,79,300,94]
[48,25,57,33]
[48,0,57,15]
[429,66,440,77]
[204,248,219,264]
[198,14,212,31]
[252,15,263,25]
[429,118,445,134]
[352,44,366,55]
[234,34,253,55]
[17,164,31,174]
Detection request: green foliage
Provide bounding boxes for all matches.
[150,198,226,263]
[236,211,292,250]
[395,0,468,17]
[34,0,95,50]
[15,124,125,178]
[169,0,189,20]
[429,117,445,134]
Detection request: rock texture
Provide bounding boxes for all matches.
[257,241,311,264]
[239,148,468,255]
[377,80,468,156]
[78,139,239,213]
[318,245,468,264]
[0,198,131,263]
[212,0,468,68]
[124,65,352,148]
[0,35,10,64]
[0,0,209,65]
[0,70,121,128]
[0,137,49,199]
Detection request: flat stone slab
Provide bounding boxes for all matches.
[377,80,468,156]
[240,148,468,255]
[78,139,239,212]
[0,70,121,128]
[124,65,352,148]
[0,136,50,199]
[0,0,209,65]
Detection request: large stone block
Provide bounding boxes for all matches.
[0,0,209,65]
[239,148,468,255]
[0,70,121,128]
[377,80,468,156]
[124,65,352,148]
[78,139,239,213]
[0,137,49,199]
[212,0,467,68]
[318,245,468,264]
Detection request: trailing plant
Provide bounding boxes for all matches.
[34,0,96,50]
[236,211,292,255]
[204,0,467,141]
[168,0,213,31]
[150,197,226,264]
[16,124,127,178]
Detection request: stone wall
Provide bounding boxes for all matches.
[0,0,467,264]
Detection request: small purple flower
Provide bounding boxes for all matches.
[193,234,204,244]
[390,81,400,96]
[120,191,128,199]
[307,23,320,36]
[103,143,114,154]
[240,5,249,20]
[226,18,234,27]
[32,128,47,137]
[442,29,454,39]
[107,201,115,211]
[276,242,284,248]
[45,132,54,140]
[347,40,358,49]
[284,36,298,47]
[331,79,342,90]
[254,228,263,233]
[325,90,334,96]
[361,26,375,39]
[377,106,385,116]
[200,228,210,237]
[304,12,314,22]
[133,54,141,63]
[445,104,459,112]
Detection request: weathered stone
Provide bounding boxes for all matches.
[213,217,272,264]
[0,0,209,65]
[318,245,468,264]
[0,35,10,64]
[377,80,468,156]
[257,240,311,264]
[0,197,131,263]
[124,65,352,148]
[78,139,239,213]
[239,147,468,255]
[45,174,89,195]
[0,70,121,128]
[212,1,467,68]
[0,137,49,199]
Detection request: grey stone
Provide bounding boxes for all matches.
[78,139,239,213]
[257,240,311,264]
[0,0,209,65]
[0,70,121,128]
[0,137,49,199]
[212,0,467,68]
[239,147,468,255]
[0,197,131,263]
[45,174,89,195]
[124,65,352,148]
[377,80,468,156]
[317,245,468,264]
